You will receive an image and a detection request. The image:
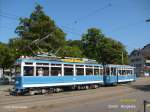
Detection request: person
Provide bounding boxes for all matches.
[58,71,61,76]
[95,71,99,75]
[38,68,43,76]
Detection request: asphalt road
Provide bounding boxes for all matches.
[0,77,150,112]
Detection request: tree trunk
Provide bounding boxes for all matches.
[2,67,5,78]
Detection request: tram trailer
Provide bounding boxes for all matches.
[103,65,136,85]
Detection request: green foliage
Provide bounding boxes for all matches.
[60,45,83,58]
[9,37,31,56]
[0,42,15,69]
[82,28,104,60]
[67,40,83,49]
[82,28,128,64]
[60,39,84,58]
[15,4,66,55]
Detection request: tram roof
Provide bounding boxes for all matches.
[16,58,103,66]
[106,64,135,68]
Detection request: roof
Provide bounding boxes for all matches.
[106,64,135,68]
[15,58,134,68]
[16,58,103,66]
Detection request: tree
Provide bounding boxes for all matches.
[67,39,83,49]
[15,4,66,55]
[81,28,128,64]
[9,37,31,56]
[60,39,84,58]
[82,28,104,61]
[0,42,15,75]
[60,46,83,58]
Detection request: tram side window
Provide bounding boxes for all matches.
[64,68,73,76]
[94,69,99,75]
[51,67,61,76]
[127,70,132,75]
[76,68,84,76]
[24,66,34,76]
[111,68,116,75]
[118,70,122,75]
[86,68,93,75]
[36,67,49,76]
[100,69,103,75]
[122,70,127,75]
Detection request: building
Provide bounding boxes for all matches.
[129,44,150,77]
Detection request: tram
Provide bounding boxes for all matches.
[103,64,136,85]
[12,56,136,95]
[13,56,103,95]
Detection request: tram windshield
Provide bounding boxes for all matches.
[15,65,21,76]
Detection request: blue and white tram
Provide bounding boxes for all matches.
[12,56,136,95]
[13,57,104,95]
[103,64,136,85]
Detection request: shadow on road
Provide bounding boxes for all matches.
[130,84,150,92]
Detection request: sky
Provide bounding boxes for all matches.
[0,0,150,53]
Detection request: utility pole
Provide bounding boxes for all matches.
[144,100,150,112]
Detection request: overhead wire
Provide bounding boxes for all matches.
[109,19,146,32]
[0,14,19,21]
[0,11,82,37]
[0,7,148,38]
[73,3,112,24]
[60,25,82,36]
[0,11,20,18]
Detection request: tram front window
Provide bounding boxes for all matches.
[15,65,21,76]
[24,66,34,76]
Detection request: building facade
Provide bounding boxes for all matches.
[129,44,150,77]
